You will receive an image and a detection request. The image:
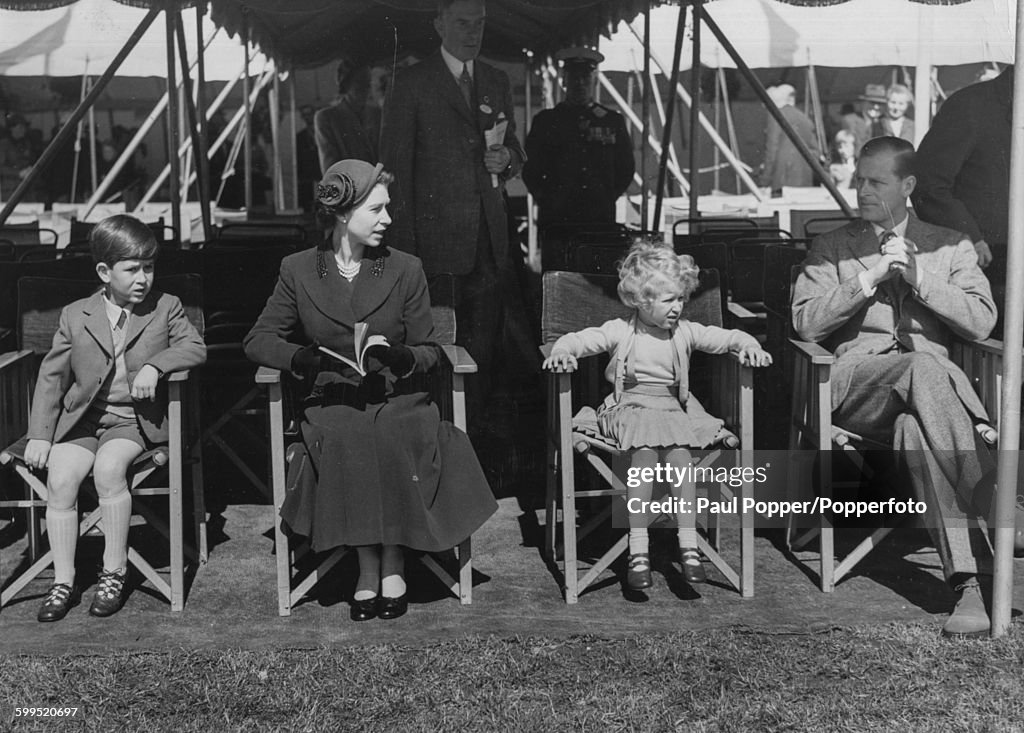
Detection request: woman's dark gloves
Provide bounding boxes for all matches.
[291,342,321,373]
[366,343,415,377]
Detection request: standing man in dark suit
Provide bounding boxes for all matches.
[912,67,1012,325]
[380,0,527,424]
[315,57,379,173]
[522,47,634,230]
[761,84,820,192]
[793,136,1023,637]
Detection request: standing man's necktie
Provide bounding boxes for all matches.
[115,309,128,331]
[459,63,473,109]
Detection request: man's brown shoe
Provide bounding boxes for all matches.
[941,578,989,638]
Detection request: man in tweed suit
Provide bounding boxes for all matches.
[380,0,526,425]
[792,136,1008,637]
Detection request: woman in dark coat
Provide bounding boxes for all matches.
[244,159,496,621]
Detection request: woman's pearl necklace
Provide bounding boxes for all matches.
[335,256,361,281]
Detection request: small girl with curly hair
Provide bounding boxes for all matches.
[543,240,771,591]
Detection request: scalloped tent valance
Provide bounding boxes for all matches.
[0,0,980,68]
[208,0,651,68]
[0,1,197,8]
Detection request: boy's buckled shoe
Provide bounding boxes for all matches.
[89,568,128,617]
[626,553,652,590]
[37,583,78,622]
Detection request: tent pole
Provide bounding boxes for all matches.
[649,69,682,195]
[599,73,688,192]
[242,14,253,212]
[137,69,269,211]
[0,8,161,224]
[698,6,852,216]
[176,17,213,242]
[687,0,701,221]
[990,0,1024,640]
[653,2,687,230]
[807,61,827,161]
[270,71,283,212]
[717,67,742,193]
[195,1,213,239]
[641,2,651,231]
[913,2,934,147]
[71,71,89,205]
[289,73,299,211]
[88,77,98,198]
[626,22,761,200]
[713,66,721,193]
[165,8,182,240]
[525,54,538,268]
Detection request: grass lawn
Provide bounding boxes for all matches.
[2,623,1023,732]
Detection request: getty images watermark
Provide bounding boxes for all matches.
[616,452,942,529]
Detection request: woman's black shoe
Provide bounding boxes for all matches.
[349,596,378,622]
[378,594,408,620]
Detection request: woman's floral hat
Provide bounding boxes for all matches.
[316,159,384,210]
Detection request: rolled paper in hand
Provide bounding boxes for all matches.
[484,119,509,187]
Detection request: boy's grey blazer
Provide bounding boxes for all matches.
[28,290,207,445]
[792,214,997,407]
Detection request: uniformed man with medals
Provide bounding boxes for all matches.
[523,47,635,231]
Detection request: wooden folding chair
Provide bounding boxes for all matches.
[541,270,756,603]
[256,299,478,616]
[215,222,308,249]
[789,209,858,240]
[0,223,59,248]
[787,330,1004,592]
[0,275,206,612]
[197,245,292,499]
[539,222,629,272]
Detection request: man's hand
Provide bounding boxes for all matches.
[484,144,511,174]
[737,347,773,368]
[974,239,993,268]
[24,439,52,471]
[865,235,917,290]
[893,236,922,290]
[542,351,578,372]
[131,364,161,401]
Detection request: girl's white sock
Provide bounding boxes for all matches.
[628,528,649,556]
[677,526,698,548]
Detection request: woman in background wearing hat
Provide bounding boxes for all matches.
[244,159,496,621]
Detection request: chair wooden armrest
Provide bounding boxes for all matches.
[790,339,835,365]
[441,344,477,374]
[968,337,1005,356]
[167,369,191,382]
[0,349,32,372]
[255,366,282,384]
[727,302,760,320]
